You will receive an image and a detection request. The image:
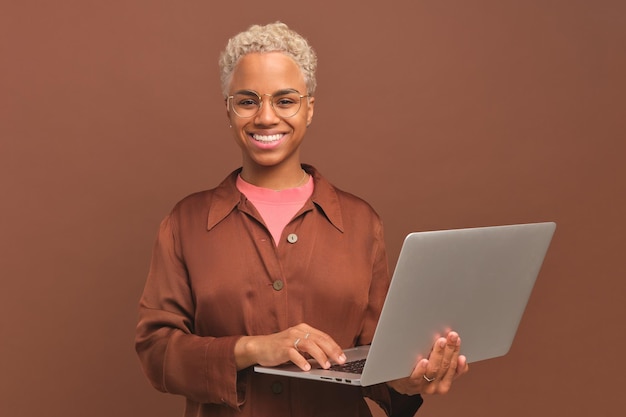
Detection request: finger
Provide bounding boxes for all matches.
[437,336,461,391]
[413,359,439,394]
[440,332,460,375]
[409,358,428,379]
[456,355,469,377]
[295,336,331,369]
[418,335,454,390]
[426,336,447,376]
[288,326,343,369]
[288,347,312,371]
[302,329,346,367]
[415,358,437,386]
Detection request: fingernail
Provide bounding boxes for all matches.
[339,354,347,363]
[304,363,311,371]
[324,361,331,369]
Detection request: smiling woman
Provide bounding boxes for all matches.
[134,22,467,417]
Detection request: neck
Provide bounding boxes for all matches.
[240,165,309,190]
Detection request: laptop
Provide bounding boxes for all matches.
[254,222,556,386]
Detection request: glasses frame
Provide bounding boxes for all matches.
[226,89,310,119]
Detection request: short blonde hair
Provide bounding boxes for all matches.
[219,22,317,97]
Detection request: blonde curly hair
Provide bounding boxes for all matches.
[219,22,317,97]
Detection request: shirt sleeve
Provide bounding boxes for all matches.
[356,217,390,346]
[364,384,424,417]
[134,214,244,410]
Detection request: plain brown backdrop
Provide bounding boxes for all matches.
[1,1,625,416]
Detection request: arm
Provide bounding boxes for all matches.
[134,215,243,409]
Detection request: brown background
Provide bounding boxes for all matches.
[1,1,625,416]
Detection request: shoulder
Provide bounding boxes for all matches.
[172,189,214,213]
[311,166,378,213]
[169,169,241,225]
[334,185,380,217]
[167,189,214,225]
[308,165,383,233]
[333,185,384,235]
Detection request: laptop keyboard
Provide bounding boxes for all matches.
[325,358,366,374]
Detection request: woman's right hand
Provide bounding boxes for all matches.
[234,323,347,371]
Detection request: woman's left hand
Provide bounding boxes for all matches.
[386,331,469,395]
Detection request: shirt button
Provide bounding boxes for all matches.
[271,381,283,394]
[287,233,298,244]
[272,280,284,291]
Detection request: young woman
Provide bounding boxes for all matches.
[135,22,468,417]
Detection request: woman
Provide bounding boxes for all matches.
[135,22,468,417]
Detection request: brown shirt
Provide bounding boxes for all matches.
[135,165,421,416]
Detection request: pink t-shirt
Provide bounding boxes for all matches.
[236,174,314,246]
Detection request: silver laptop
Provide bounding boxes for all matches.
[254,222,556,386]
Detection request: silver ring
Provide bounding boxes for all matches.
[294,338,302,351]
[423,374,436,383]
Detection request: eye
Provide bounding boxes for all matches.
[274,95,298,108]
[237,98,259,107]
[233,93,260,108]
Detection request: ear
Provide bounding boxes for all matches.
[306,96,315,126]
[225,98,233,126]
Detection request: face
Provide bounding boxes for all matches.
[226,52,314,172]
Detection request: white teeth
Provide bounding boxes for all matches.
[252,133,282,142]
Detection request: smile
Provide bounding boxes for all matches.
[251,133,284,143]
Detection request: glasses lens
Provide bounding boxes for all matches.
[271,93,302,118]
[232,94,260,118]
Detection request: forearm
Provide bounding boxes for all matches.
[136,318,243,407]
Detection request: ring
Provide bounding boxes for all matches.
[423,374,436,383]
[294,338,302,351]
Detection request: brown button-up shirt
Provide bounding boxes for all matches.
[135,165,421,416]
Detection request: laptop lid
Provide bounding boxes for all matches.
[360,221,556,385]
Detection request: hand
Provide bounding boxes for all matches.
[234,323,347,371]
[386,331,469,395]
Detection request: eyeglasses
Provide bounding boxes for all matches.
[227,89,309,118]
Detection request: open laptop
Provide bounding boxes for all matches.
[254,222,556,386]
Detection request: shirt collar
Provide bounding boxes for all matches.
[307,165,345,233]
[206,165,344,233]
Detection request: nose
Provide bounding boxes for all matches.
[254,95,280,125]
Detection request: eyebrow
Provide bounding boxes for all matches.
[233,88,302,96]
